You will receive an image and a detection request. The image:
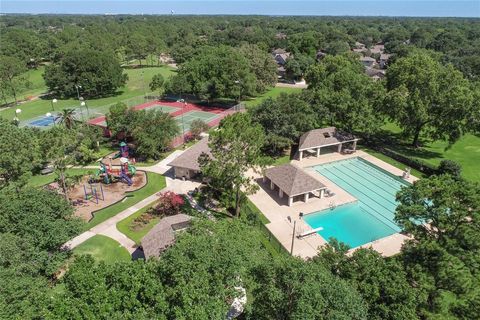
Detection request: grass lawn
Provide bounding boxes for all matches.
[379,122,480,182]
[28,168,95,188]
[0,66,175,123]
[73,234,131,263]
[86,172,166,229]
[117,203,159,245]
[272,155,291,166]
[244,86,303,108]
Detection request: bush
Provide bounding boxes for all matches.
[190,119,210,140]
[154,191,184,217]
[437,160,462,179]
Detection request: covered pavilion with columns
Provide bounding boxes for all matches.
[298,127,359,160]
[263,164,327,207]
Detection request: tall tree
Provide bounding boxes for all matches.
[0,55,28,106]
[57,108,77,129]
[385,52,474,147]
[200,113,265,216]
[238,43,278,92]
[149,73,165,97]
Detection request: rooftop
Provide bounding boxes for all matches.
[141,214,192,259]
[168,137,211,171]
[265,164,326,197]
[298,127,357,151]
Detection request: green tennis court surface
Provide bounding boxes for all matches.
[145,104,179,113]
[175,111,218,132]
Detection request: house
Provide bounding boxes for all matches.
[168,137,211,180]
[359,56,376,68]
[277,65,286,78]
[263,164,327,206]
[274,52,290,66]
[297,127,358,160]
[370,44,385,55]
[141,214,192,260]
[355,41,366,49]
[365,67,386,80]
[379,53,391,69]
[316,50,326,61]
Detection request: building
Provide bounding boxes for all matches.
[263,164,327,206]
[141,214,192,259]
[359,56,376,67]
[379,53,391,69]
[365,67,386,80]
[168,137,211,180]
[297,127,359,160]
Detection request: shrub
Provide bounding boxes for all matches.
[437,160,462,179]
[190,119,210,140]
[154,191,184,216]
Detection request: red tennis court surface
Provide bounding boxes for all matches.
[87,100,240,147]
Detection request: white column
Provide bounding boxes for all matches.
[337,143,342,153]
[270,181,275,190]
[288,197,293,207]
[304,193,309,203]
[320,189,325,199]
[316,148,320,157]
[299,150,303,161]
[279,189,283,198]
[262,176,266,183]
[353,140,357,150]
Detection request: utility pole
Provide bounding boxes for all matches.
[290,220,296,255]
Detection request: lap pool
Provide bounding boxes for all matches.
[303,157,410,248]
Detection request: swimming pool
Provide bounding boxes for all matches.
[303,157,410,248]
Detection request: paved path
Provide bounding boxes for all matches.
[63,148,204,255]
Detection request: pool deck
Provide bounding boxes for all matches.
[247,150,417,259]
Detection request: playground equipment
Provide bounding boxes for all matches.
[83,183,105,204]
[91,142,137,186]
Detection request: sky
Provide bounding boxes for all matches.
[1,0,479,17]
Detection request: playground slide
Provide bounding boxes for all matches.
[120,173,133,186]
[128,164,136,176]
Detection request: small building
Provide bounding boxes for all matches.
[263,164,327,206]
[379,53,391,69]
[370,44,385,55]
[359,56,376,67]
[273,50,291,66]
[316,50,326,61]
[141,214,192,260]
[365,67,386,80]
[298,127,359,160]
[168,137,211,180]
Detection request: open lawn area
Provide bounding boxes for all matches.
[73,234,131,263]
[28,168,95,188]
[117,203,159,245]
[0,66,175,123]
[244,86,303,108]
[379,123,480,182]
[86,172,166,229]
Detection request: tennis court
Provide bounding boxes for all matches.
[28,115,57,127]
[142,104,180,113]
[175,110,219,132]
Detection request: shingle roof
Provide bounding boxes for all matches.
[141,214,192,259]
[298,127,357,151]
[168,137,211,171]
[265,164,325,197]
[360,56,376,62]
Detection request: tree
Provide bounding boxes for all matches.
[149,73,165,97]
[0,55,28,106]
[131,109,180,160]
[106,102,135,138]
[189,119,210,140]
[284,53,315,81]
[251,93,318,155]
[385,52,474,147]
[305,54,385,134]
[154,191,185,217]
[200,113,265,217]
[57,108,77,129]
[437,160,462,180]
[0,119,41,189]
[170,46,257,101]
[250,255,368,319]
[44,48,127,98]
[238,44,277,92]
[395,175,480,317]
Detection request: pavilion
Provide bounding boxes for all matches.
[263,164,326,206]
[297,127,358,160]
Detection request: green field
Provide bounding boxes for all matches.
[73,234,131,263]
[86,172,166,229]
[27,168,95,188]
[379,123,480,182]
[244,86,303,107]
[0,66,175,123]
[117,203,159,245]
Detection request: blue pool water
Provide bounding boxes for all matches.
[303,157,410,248]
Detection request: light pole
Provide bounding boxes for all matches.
[234,80,242,104]
[46,112,56,127]
[176,98,187,144]
[75,84,82,101]
[51,98,57,112]
[290,219,297,255]
[13,108,21,127]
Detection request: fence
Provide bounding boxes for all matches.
[86,92,158,119]
[242,201,288,256]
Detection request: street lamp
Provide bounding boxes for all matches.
[234,80,242,104]
[51,98,58,112]
[176,98,187,144]
[13,108,21,126]
[75,84,82,101]
[80,101,89,119]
